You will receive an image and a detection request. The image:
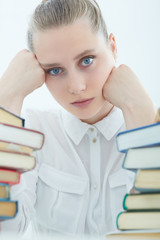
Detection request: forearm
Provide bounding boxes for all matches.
[103,65,157,129]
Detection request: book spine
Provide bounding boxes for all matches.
[123,194,129,210]
[122,153,127,169]
[0,183,10,200]
[22,118,25,127]
[116,211,123,229]
[0,107,25,127]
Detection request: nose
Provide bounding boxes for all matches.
[67,71,86,95]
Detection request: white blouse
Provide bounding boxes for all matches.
[1,106,135,238]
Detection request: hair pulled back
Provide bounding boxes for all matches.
[27,0,108,51]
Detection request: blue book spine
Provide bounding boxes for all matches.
[116,122,160,153]
[0,183,10,200]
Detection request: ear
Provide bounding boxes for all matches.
[108,33,117,61]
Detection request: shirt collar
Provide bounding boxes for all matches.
[94,107,124,141]
[62,107,124,145]
[62,110,90,145]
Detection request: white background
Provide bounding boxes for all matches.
[0,0,159,236]
[0,0,160,112]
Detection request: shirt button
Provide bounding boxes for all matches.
[93,184,98,190]
[89,127,94,132]
[92,138,97,143]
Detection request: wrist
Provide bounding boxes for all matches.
[0,81,24,115]
[121,97,156,129]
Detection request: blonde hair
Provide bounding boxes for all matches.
[27,0,108,51]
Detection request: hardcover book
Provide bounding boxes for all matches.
[0,168,21,185]
[117,211,160,230]
[106,230,160,239]
[0,200,18,220]
[122,146,160,169]
[0,107,25,127]
[116,122,160,152]
[0,122,44,149]
[123,193,160,210]
[0,150,36,172]
[0,183,10,200]
[134,169,160,191]
[0,140,33,155]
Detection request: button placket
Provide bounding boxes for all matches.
[88,127,101,233]
[88,127,101,194]
[89,127,98,144]
[93,183,98,190]
[92,138,97,143]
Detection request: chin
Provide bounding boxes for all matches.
[74,108,103,123]
[72,101,112,123]
[69,110,95,120]
[64,100,108,122]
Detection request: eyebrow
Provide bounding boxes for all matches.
[40,49,95,68]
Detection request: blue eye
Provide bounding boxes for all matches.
[48,68,62,76]
[81,57,94,67]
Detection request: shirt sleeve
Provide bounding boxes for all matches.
[1,109,39,233]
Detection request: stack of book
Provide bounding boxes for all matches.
[106,231,160,239]
[0,107,44,221]
[113,109,160,234]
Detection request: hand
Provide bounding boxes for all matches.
[1,49,45,98]
[0,49,45,114]
[103,64,145,109]
[103,64,156,128]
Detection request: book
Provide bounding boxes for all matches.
[0,183,10,200]
[0,140,33,155]
[114,109,160,234]
[0,107,24,127]
[122,146,160,169]
[154,108,160,123]
[117,211,160,230]
[116,122,160,152]
[0,168,20,185]
[134,169,160,191]
[106,230,160,239]
[123,193,160,210]
[0,200,18,220]
[0,122,44,149]
[0,150,36,172]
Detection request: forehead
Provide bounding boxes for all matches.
[33,19,106,62]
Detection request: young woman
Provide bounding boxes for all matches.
[0,0,155,237]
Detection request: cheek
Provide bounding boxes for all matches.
[45,78,54,94]
[92,62,113,87]
[45,78,64,99]
[101,56,115,82]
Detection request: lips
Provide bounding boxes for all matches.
[71,98,94,108]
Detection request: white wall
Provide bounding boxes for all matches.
[99,0,160,107]
[0,0,160,111]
